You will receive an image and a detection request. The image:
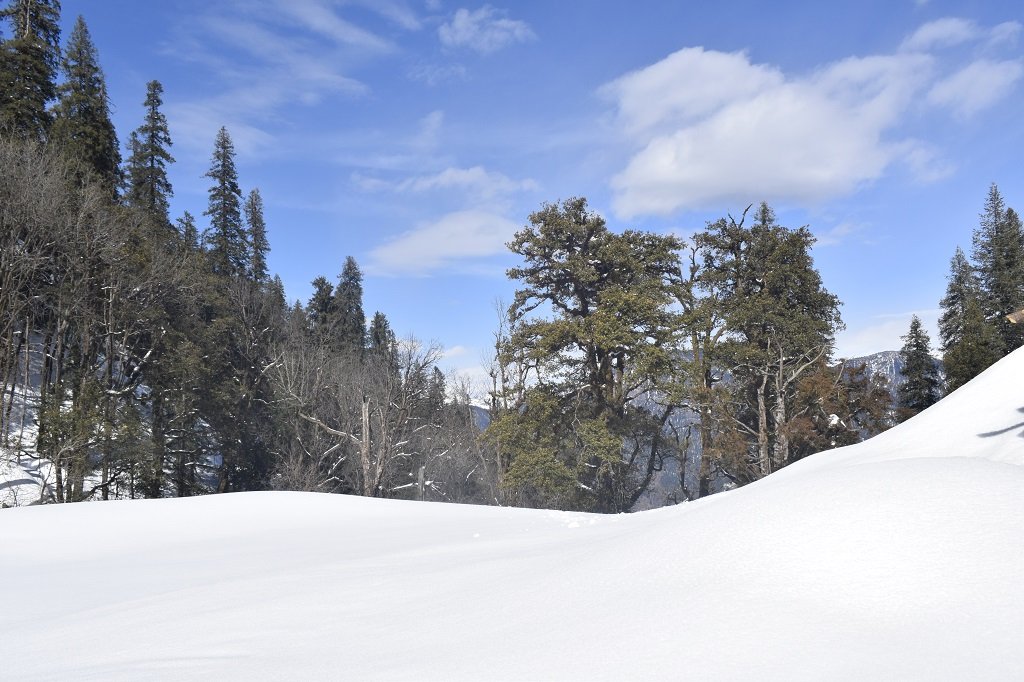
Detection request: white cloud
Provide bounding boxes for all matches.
[600,48,783,138]
[604,17,1024,219]
[927,59,1024,119]
[989,21,1022,47]
[367,210,520,275]
[403,166,537,195]
[606,48,934,217]
[900,18,979,52]
[439,6,536,54]
[814,222,860,248]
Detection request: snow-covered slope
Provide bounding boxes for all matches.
[2,351,1023,680]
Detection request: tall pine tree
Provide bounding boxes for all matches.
[333,256,366,354]
[896,315,942,422]
[244,188,268,283]
[125,80,174,224]
[938,247,979,352]
[51,16,120,189]
[0,0,61,140]
[972,184,1024,353]
[203,126,247,276]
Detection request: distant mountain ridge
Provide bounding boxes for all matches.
[843,350,944,396]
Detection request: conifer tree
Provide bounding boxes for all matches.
[177,210,198,249]
[696,202,842,477]
[896,315,942,422]
[334,256,366,354]
[307,275,335,337]
[491,197,683,511]
[938,247,979,352]
[368,311,396,355]
[125,80,174,224]
[943,297,1002,393]
[0,0,61,140]
[50,16,119,188]
[203,126,246,276]
[972,184,1024,353]
[244,188,269,283]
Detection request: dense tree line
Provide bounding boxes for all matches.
[0,2,488,504]
[3,2,1014,513]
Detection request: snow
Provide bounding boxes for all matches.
[2,351,1024,679]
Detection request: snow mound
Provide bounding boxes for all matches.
[2,350,1023,680]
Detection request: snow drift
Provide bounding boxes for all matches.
[2,349,1023,680]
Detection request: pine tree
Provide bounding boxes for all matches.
[177,211,198,249]
[972,184,1024,353]
[0,0,61,140]
[334,256,366,354]
[368,311,396,355]
[943,296,1002,393]
[896,315,942,422]
[307,276,335,337]
[202,127,246,276]
[938,247,980,352]
[125,80,174,224]
[50,16,119,188]
[244,188,269,282]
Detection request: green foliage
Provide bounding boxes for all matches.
[943,296,1002,393]
[333,256,366,354]
[0,0,61,140]
[693,203,842,478]
[203,126,247,276]
[972,184,1024,353]
[50,16,120,189]
[496,197,683,511]
[244,188,269,282]
[125,80,174,223]
[896,315,942,422]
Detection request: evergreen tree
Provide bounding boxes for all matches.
[896,315,942,422]
[177,210,198,249]
[50,16,119,189]
[0,0,61,140]
[125,80,174,224]
[491,197,683,511]
[368,310,396,354]
[307,275,335,337]
[938,247,980,352]
[972,184,1024,353]
[202,126,246,276]
[695,202,842,478]
[333,256,366,354]
[244,188,269,282]
[943,296,1002,393]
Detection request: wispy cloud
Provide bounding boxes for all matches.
[439,6,536,54]
[357,165,537,198]
[900,18,979,52]
[161,0,414,157]
[927,59,1024,119]
[602,18,1023,219]
[366,209,519,275]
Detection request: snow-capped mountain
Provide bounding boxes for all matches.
[844,349,943,395]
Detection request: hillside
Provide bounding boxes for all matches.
[1,349,1023,680]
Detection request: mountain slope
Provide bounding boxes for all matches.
[2,350,1023,680]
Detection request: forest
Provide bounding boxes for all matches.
[2,1,1023,512]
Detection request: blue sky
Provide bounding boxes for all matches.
[62,0,1024,394]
